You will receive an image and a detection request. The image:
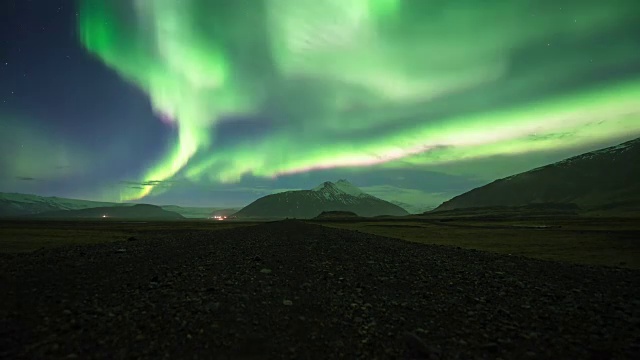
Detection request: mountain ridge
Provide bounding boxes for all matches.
[31,204,185,220]
[434,137,640,213]
[235,180,408,218]
[0,192,225,218]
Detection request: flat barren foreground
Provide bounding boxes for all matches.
[1,221,638,359]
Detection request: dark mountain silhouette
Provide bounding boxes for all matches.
[31,204,185,220]
[434,137,640,213]
[427,203,580,219]
[234,180,409,219]
[314,211,359,219]
[158,205,227,218]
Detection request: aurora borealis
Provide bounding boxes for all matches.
[1,0,639,210]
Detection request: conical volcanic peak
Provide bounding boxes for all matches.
[312,181,337,192]
[334,179,366,197]
[235,180,408,218]
[313,180,368,197]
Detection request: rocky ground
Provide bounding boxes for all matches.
[1,220,639,359]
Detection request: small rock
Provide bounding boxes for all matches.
[253,255,262,262]
[415,328,429,335]
[260,268,272,274]
[127,236,137,242]
[283,299,293,306]
[404,332,437,358]
[115,248,127,253]
[62,309,71,315]
[481,342,499,353]
[206,302,220,312]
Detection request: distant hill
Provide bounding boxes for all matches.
[0,192,223,218]
[314,211,359,219]
[434,138,640,213]
[234,180,409,219]
[0,193,125,217]
[160,205,227,219]
[391,201,435,214]
[210,208,240,219]
[32,204,185,220]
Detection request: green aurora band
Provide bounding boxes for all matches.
[78,0,640,200]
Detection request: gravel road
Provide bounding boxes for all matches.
[1,220,638,359]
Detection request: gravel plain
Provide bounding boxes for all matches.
[1,220,639,359]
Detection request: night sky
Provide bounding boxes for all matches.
[1,0,639,211]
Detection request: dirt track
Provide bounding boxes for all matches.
[1,220,638,359]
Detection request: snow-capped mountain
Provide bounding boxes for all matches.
[434,137,640,213]
[234,180,409,218]
[0,192,126,217]
[310,180,376,203]
[313,179,369,197]
[0,192,220,218]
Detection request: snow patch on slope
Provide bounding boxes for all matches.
[0,192,122,209]
[313,180,369,197]
[505,137,639,178]
[334,179,366,197]
[312,181,334,192]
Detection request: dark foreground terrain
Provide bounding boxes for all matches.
[1,221,638,359]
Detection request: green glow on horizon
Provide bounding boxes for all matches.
[78,0,640,200]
